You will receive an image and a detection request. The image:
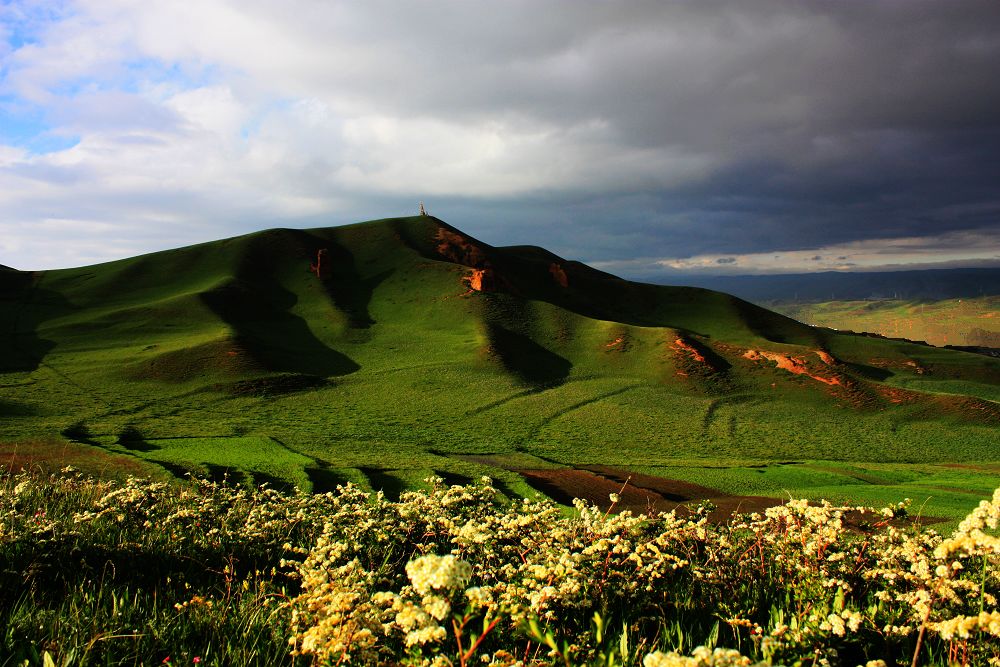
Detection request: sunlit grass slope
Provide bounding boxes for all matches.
[1,216,998,518]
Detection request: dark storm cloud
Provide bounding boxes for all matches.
[3,0,999,271]
[408,0,1000,262]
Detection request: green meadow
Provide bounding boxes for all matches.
[2,216,998,523]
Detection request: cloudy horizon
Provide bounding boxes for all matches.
[2,1,999,276]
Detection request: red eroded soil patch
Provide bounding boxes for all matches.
[928,394,1000,425]
[672,338,706,363]
[875,384,924,405]
[0,440,159,478]
[518,468,663,512]
[464,268,498,292]
[517,465,944,527]
[670,337,716,381]
[435,227,488,267]
[584,465,781,520]
[517,466,782,522]
[604,336,633,353]
[309,248,329,278]
[743,349,841,386]
[869,384,1000,424]
[869,358,928,375]
[668,337,734,390]
[548,263,569,288]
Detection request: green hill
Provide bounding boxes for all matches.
[2,216,998,519]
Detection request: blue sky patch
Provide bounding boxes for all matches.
[1,1,70,50]
[0,97,78,154]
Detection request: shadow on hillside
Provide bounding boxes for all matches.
[311,236,393,329]
[384,217,827,345]
[842,361,893,382]
[731,296,821,347]
[485,322,572,389]
[222,373,330,397]
[0,399,37,417]
[488,478,521,503]
[117,430,159,453]
[156,460,200,480]
[360,467,406,501]
[305,465,351,493]
[249,470,297,493]
[680,336,733,373]
[436,471,473,487]
[202,464,247,484]
[201,280,360,377]
[0,273,68,373]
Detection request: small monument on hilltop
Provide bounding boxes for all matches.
[419,201,428,216]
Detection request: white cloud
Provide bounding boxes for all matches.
[0,0,724,270]
[1,1,998,270]
[595,231,1000,276]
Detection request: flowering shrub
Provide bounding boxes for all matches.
[1,468,999,666]
[284,478,1000,666]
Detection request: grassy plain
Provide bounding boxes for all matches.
[774,296,1000,347]
[1,216,998,522]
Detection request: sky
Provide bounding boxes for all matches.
[1,1,999,277]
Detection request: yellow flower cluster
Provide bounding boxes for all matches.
[406,554,473,596]
[643,646,752,667]
[283,476,1000,666]
[929,611,1000,640]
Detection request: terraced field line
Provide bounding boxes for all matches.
[0,381,36,388]
[917,485,990,496]
[526,384,644,441]
[465,373,633,418]
[465,388,542,416]
[358,361,462,377]
[37,359,115,413]
[801,464,889,485]
[700,393,758,437]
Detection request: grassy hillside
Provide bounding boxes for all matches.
[2,216,999,519]
[775,296,1000,347]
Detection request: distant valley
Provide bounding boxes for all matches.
[662,269,999,349]
[776,297,999,349]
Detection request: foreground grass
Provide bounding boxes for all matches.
[1,470,303,665]
[2,469,999,666]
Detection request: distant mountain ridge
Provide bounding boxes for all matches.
[659,268,1000,303]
